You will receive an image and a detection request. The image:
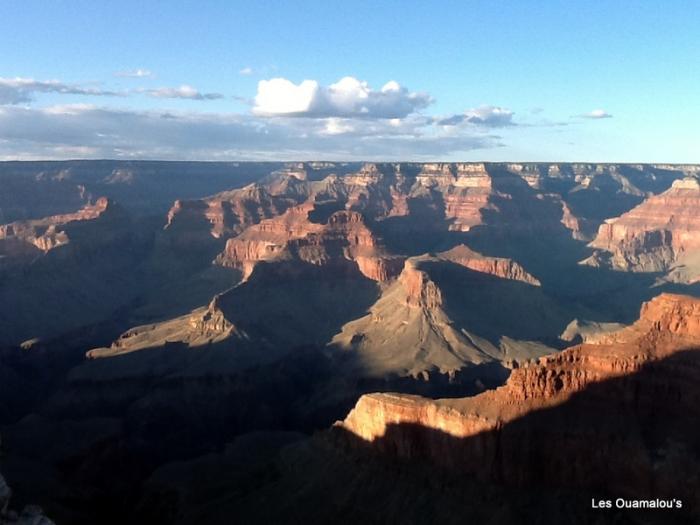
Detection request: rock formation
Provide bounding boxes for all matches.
[329,254,564,378]
[4,161,700,524]
[587,177,700,278]
[86,294,245,359]
[0,197,118,266]
[437,244,540,285]
[216,205,402,281]
[336,293,700,509]
[330,257,499,378]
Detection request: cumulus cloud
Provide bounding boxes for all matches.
[438,105,515,127]
[579,109,613,119]
[0,104,495,161]
[253,76,431,118]
[239,67,254,76]
[143,85,224,100]
[0,74,513,159]
[0,77,121,104]
[115,68,154,78]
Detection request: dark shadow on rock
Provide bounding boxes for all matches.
[126,349,700,524]
[214,259,381,347]
[419,259,581,347]
[322,348,700,524]
[373,190,450,255]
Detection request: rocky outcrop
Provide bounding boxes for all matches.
[0,197,115,261]
[330,257,501,378]
[336,293,700,506]
[354,255,405,282]
[587,177,700,274]
[214,203,319,276]
[399,260,443,309]
[438,244,540,285]
[329,256,559,378]
[164,183,304,242]
[217,207,400,281]
[160,162,696,263]
[189,296,239,338]
[86,295,243,359]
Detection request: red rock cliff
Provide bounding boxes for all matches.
[589,177,700,271]
[336,293,700,504]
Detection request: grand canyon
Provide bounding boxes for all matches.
[0,160,699,524]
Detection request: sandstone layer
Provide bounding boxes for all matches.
[329,253,567,378]
[162,162,696,261]
[437,244,540,285]
[215,205,402,281]
[0,198,117,266]
[337,293,700,507]
[587,177,700,277]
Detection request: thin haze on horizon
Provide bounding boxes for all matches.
[0,1,697,163]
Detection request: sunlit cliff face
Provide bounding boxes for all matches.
[339,293,700,444]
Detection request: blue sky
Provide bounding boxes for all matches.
[0,0,698,161]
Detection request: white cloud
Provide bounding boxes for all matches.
[253,76,431,118]
[0,104,496,161]
[438,105,515,127]
[580,109,613,119]
[115,68,154,78]
[0,77,121,104]
[254,78,319,115]
[239,67,254,76]
[143,85,224,100]
[321,118,355,135]
[43,103,98,115]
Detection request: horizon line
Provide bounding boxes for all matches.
[0,158,698,166]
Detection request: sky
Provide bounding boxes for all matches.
[0,0,698,162]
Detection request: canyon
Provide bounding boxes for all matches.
[587,176,700,281]
[1,161,699,524]
[338,293,700,500]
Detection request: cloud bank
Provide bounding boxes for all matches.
[0,74,523,160]
[0,104,497,160]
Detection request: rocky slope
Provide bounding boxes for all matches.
[437,244,540,285]
[336,293,700,511]
[586,177,700,279]
[85,295,245,360]
[330,252,576,378]
[163,162,696,257]
[0,197,119,267]
[216,204,402,281]
[92,243,563,382]
[4,161,700,524]
[330,258,503,377]
[85,259,380,362]
[125,293,700,525]
[0,198,155,346]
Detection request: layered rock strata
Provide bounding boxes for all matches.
[336,293,700,506]
[587,177,700,273]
